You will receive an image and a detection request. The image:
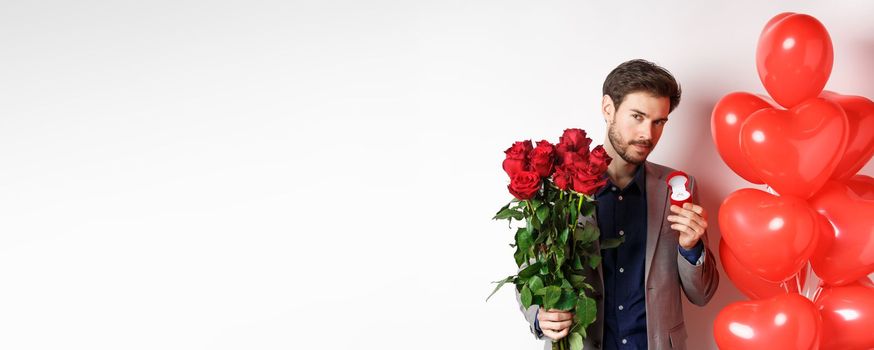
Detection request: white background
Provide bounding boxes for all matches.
[2,1,873,349]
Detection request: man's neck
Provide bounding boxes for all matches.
[607,160,640,190]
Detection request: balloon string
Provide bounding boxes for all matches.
[795,271,803,298]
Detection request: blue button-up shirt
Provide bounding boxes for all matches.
[596,164,649,349]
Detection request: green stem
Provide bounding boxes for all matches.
[577,194,583,213]
[526,200,535,216]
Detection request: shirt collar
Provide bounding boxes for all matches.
[596,163,646,198]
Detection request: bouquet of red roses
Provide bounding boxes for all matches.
[488,128,620,350]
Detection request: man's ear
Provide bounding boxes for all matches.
[602,94,616,124]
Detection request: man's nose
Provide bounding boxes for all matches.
[637,123,653,140]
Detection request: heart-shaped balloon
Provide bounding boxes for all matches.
[719,188,818,282]
[809,180,874,286]
[846,174,874,199]
[714,293,821,350]
[740,97,848,199]
[810,213,835,268]
[719,238,803,300]
[820,91,874,180]
[814,283,874,349]
[757,13,833,108]
[711,92,775,184]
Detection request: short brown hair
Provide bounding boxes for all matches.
[602,59,681,112]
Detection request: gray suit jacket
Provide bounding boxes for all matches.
[517,161,719,350]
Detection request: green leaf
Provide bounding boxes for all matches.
[601,236,625,250]
[486,276,514,301]
[559,227,570,245]
[527,275,544,294]
[569,333,583,350]
[555,289,577,311]
[576,326,588,341]
[575,295,597,327]
[588,254,602,269]
[536,205,549,223]
[573,254,583,269]
[582,200,596,217]
[513,247,525,267]
[492,207,517,220]
[573,224,598,245]
[520,285,532,308]
[526,216,538,230]
[516,227,533,251]
[555,245,565,269]
[568,274,586,289]
[519,262,541,279]
[542,286,562,309]
[540,263,549,275]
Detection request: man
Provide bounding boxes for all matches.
[518,59,719,349]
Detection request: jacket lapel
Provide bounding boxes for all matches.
[644,161,668,285]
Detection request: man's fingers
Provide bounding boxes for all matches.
[671,223,702,239]
[671,204,708,221]
[667,213,707,231]
[539,320,573,332]
[539,309,574,322]
[543,328,570,341]
[683,203,705,215]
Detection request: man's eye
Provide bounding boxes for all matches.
[633,114,642,120]
[655,120,666,126]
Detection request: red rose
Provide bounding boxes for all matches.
[552,165,573,191]
[560,150,586,169]
[571,161,608,195]
[508,171,542,200]
[502,140,533,177]
[557,128,592,160]
[588,145,612,174]
[572,176,607,195]
[529,140,555,177]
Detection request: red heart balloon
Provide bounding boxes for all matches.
[846,174,874,199]
[820,91,874,180]
[719,188,818,282]
[809,181,874,286]
[757,13,833,108]
[711,92,775,184]
[810,213,835,269]
[740,97,848,199]
[720,238,803,300]
[714,293,821,350]
[814,283,874,349]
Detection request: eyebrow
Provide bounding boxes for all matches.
[631,109,669,122]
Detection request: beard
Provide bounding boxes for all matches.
[607,122,653,165]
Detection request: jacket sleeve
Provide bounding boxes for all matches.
[677,175,720,306]
[516,261,545,340]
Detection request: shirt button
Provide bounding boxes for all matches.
[618,195,623,201]
[619,268,625,273]
[618,305,624,311]
[612,186,617,191]
[619,230,625,236]
[622,339,628,344]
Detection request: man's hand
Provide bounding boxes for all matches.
[667,203,708,249]
[537,308,573,340]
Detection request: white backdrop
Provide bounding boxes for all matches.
[2,1,873,349]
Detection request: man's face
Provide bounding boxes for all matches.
[603,91,671,165]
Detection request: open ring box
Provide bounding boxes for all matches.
[666,171,692,208]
